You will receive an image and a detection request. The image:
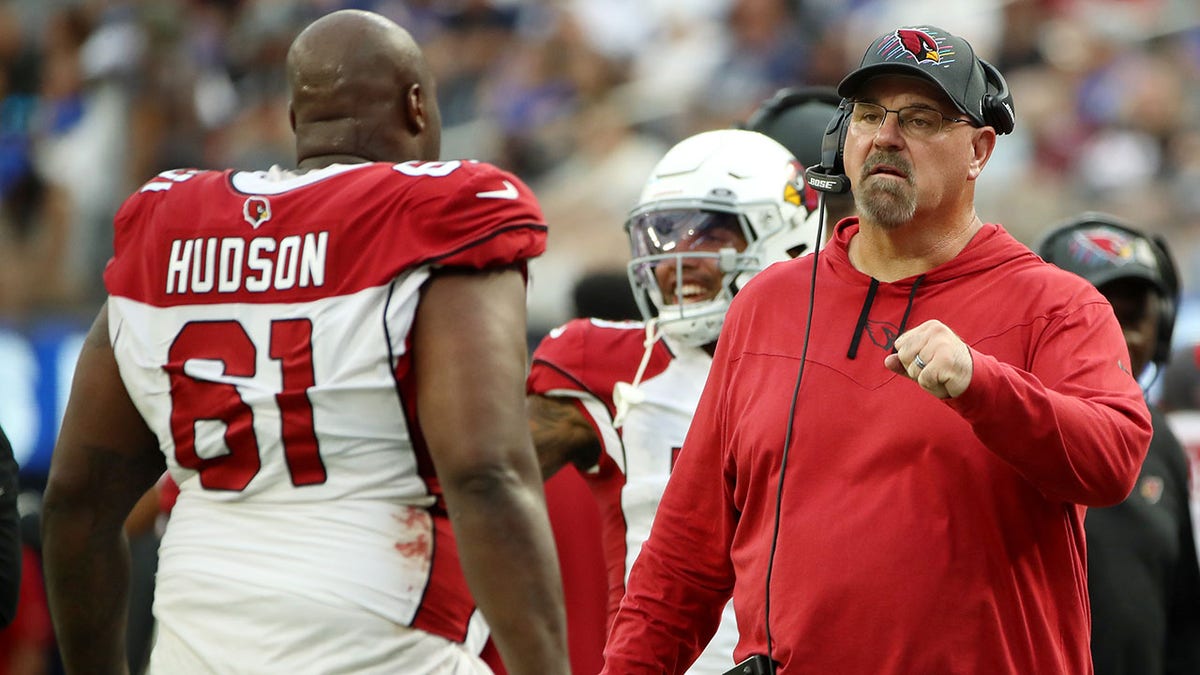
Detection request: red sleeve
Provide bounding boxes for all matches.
[527,319,668,419]
[421,164,546,269]
[105,170,204,300]
[948,296,1152,506]
[527,320,605,400]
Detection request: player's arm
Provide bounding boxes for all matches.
[527,394,601,479]
[41,303,165,675]
[414,265,570,675]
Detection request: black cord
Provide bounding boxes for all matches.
[762,200,826,666]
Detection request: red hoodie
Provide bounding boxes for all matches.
[603,221,1152,674]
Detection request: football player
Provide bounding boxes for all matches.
[41,10,568,674]
[526,128,820,674]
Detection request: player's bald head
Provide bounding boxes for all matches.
[287,10,440,167]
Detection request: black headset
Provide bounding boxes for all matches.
[978,59,1015,135]
[805,57,1014,195]
[1036,213,1180,370]
[803,100,853,195]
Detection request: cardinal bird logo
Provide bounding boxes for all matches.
[1074,230,1132,262]
[243,196,272,229]
[896,29,941,64]
[866,320,901,351]
[1066,229,1161,269]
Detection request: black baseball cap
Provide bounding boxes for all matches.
[1036,217,1174,300]
[838,25,989,127]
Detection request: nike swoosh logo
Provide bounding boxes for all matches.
[476,180,519,200]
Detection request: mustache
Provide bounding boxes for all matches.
[861,153,913,182]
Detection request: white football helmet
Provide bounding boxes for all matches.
[625,128,821,347]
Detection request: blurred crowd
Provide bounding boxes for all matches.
[1,0,1199,336]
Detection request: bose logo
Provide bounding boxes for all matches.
[808,176,840,190]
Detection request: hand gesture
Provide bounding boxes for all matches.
[884,320,973,399]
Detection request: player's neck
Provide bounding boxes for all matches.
[296,155,373,171]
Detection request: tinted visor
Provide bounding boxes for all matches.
[627,210,748,258]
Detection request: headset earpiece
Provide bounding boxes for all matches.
[978,59,1015,135]
[804,99,851,194]
[1150,233,1180,367]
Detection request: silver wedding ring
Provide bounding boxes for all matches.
[913,354,928,369]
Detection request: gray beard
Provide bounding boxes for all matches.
[854,177,916,230]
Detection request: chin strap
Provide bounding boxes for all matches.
[613,319,661,429]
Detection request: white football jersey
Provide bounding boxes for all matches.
[528,318,739,674]
[106,160,546,671]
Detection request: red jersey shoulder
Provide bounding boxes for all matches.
[528,318,671,401]
[390,160,543,229]
[116,162,545,265]
[351,160,548,269]
[115,168,215,227]
[106,162,548,305]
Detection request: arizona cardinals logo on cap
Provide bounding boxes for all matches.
[243,196,272,229]
[878,28,951,66]
[1067,229,1156,269]
[898,29,940,63]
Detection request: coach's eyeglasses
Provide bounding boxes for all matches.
[848,102,974,138]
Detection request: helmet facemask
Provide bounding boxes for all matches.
[626,201,793,347]
[622,128,822,348]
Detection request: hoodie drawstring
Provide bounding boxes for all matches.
[847,278,880,359]
[846,274,926,359]
[896,274,925,337]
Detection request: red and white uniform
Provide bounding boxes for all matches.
[104,161,546,673]
[527,319,739,673]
